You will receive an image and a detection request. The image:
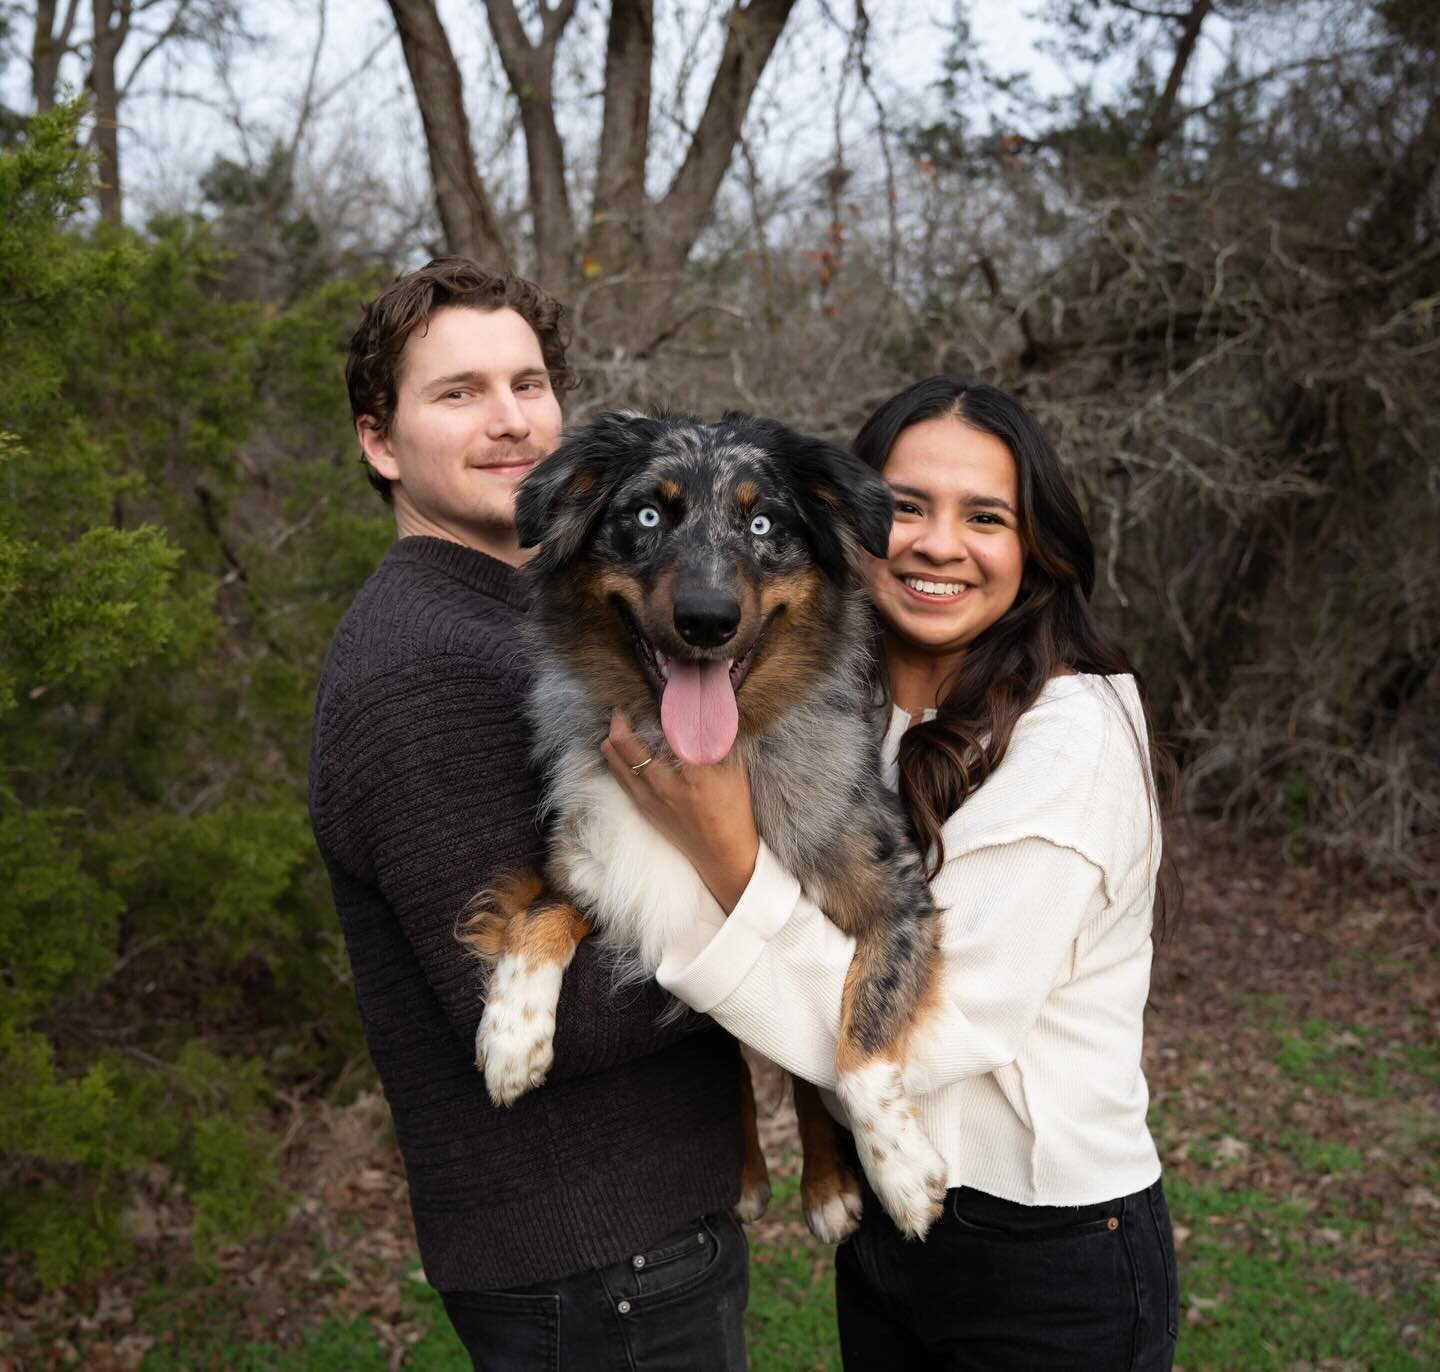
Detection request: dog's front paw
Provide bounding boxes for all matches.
[733,1178,772,1224]
[475,955,563,1107]
[838,1061,947,1240]
[802,1167,863,1244]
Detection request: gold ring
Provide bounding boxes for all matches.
[630,756,654,775]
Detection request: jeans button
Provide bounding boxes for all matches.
[632,1254,646,1268]
[617,1299,632,1314]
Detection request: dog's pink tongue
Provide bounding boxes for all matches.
[660,660,739,765]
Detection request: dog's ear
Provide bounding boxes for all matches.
[516,411,651,567]
[778,429,894,578]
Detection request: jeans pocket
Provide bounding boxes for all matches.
[947,1188,1124,1243]
[621,1214,731,1304]
[440,1288,560,1372]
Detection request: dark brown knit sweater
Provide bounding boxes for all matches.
[308,536,742,1291]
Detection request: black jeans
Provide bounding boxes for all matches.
[439,1211,748,1371]
[835,1174,1179,1371]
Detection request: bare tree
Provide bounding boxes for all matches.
[386,0,799,293]
[25,0,245,223]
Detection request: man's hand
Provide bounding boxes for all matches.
[601,710,759,914]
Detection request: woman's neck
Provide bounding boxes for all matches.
[885,635,966,715]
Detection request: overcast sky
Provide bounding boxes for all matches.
[4,0,1232,241]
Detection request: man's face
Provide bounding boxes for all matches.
[359,306,563,563]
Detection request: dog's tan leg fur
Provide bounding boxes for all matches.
[794,1078,864,1243]
[457,870,548,963]
[468,876,593,1107]
[832,937,948,1239]
[733,1062,773,1223]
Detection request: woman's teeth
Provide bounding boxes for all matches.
[902,576,968,597]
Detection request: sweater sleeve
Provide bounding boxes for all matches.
[657,835,1105,1092]
[311,656,692,1082]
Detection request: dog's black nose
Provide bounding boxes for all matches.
[673,591,741,647]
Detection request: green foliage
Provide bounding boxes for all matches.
[1169,1176,1440,1370]
[0,102,381,1287]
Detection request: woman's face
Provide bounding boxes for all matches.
[865,414,1026,663]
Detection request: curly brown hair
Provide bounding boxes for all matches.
[345,257,575,503]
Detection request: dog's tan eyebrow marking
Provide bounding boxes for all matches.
[656,478,683,503]
[733,480,761,510]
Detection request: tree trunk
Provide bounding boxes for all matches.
[649,0,798,273]
[88,0,128,224]
[585,0,654,280]
[387,0,511,266]
[481,0,579,290]
[33,0,82,113]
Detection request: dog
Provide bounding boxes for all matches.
[462,410,947,1240]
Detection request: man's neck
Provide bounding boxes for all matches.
[392,506,531,568]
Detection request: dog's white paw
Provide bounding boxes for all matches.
[804,1174,864,1244]
[475,956,563,1107]
[838,1061,947,1240]
[733,1178,772,1224]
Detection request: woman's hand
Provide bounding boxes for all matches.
[601,711,759,914]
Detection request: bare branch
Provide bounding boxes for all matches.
[1139,0,1213,162]
[1109,1,1192,19]
[387,0,510,266]
[286,0,328,164]
[652,0,800,272]
[1172,45,1393,128]
[117,0,195,101]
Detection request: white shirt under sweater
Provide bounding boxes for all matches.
[656,672,1164,1208]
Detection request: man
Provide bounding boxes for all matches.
[308,258,748,1369]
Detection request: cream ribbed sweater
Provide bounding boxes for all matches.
[657,673,1163,1207]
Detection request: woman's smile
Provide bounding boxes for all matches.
[896,574,976,602]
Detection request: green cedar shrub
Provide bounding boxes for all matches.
[1,103,391,1288]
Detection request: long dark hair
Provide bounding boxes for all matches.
[854,376,1178,926]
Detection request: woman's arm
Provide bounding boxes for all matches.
[659,835,1105,1091]
[601,713,1107,1093]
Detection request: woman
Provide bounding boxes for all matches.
[602,376,1179,1370]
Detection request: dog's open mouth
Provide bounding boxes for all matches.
[613,599,771,766]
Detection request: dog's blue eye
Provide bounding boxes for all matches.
[637,506,660,528]
[749,514,772,536]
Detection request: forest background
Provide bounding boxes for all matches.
[1,0,1436,1367]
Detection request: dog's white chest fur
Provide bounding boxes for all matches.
[549,761,721,972]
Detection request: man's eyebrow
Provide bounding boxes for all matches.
[888,481,1016,516]
[425,370,483,389]
[423,366,550,389]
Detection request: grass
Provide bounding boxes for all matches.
[138,1286,471,1370]
[1169,1176,1440,1371]
[113,995,1439,1371]
[27,874,1437,1372]
[743,1172,841,1372]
